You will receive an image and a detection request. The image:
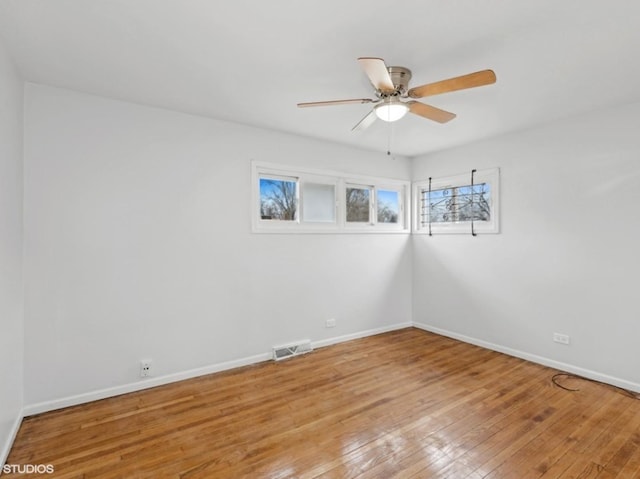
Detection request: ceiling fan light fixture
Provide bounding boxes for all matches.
[375,100,409,122]
[298,57,496,131]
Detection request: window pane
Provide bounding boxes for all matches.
[421,182,491,225]
[260,177,298,221]
[377,189,399,224]
[346,187,370,223]
[302,182,335,223]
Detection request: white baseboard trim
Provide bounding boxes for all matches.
[413,321,640,393]
[1,411,23,469]
[23,352,271,417]
[312,322,412,350]
[23,322,413,417]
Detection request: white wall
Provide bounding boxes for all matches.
[21,80,640,416]
[23,84,413,409]
[412,101,640,391]
[0,41,24,463]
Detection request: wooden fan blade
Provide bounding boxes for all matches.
[358,57,395,93]
[352,110,377,132]
[408,101,456,123]
[408,69,496,98]
[297,98,374,108]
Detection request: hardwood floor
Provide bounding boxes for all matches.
[6,328,640,478]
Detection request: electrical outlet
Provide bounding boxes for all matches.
[140,360,152,377]
[553,333,570,345]
[326,318,336,328]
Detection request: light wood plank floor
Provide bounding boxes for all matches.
[6,328,640,478]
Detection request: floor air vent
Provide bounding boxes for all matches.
[273,340,313,361]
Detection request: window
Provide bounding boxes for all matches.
[424,183,491,224]
[252,161,409,233]
[259,175,298,221]
[346,185,372,223]
[302,181,336,223]
[377,189,400,224]
[413,168,499,234]
[344,185,406,228]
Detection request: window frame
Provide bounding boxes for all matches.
[252,161,410,234]
[341,180,409,232]
[300,175,339,225]
[413,168,500,235]
[376,185,405,229]
[258,173,300,226]
[344,183,374,226]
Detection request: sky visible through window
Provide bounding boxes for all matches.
[260,177,297,220]
[378,190,399,223]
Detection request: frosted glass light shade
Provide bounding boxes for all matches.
[375,102,409,122]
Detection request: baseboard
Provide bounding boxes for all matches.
[312,322,412,349]
[413,321,640,393]
[0,411,23,470]
[23,322,412,417]
[23,352,271,417]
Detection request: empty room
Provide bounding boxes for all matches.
[1,1,639,477]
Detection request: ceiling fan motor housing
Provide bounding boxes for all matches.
[385,66,412,96]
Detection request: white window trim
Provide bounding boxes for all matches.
[413,167,500,235]
[252,161,410,234]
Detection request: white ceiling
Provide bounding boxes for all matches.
[1,0,639,157]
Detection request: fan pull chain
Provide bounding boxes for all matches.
[386,120,398,158]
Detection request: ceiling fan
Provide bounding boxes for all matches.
[297,57,496,131]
